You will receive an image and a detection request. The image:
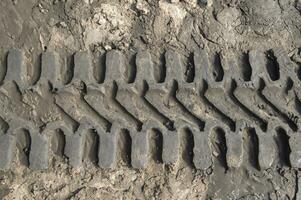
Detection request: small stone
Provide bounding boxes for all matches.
[206,167,213,175]
[104,45,112,50]
[41,8,48,13]
[83,0,94,4]
[136,0,149,15]
[182,0,198,7]
[212,150,219,157]
[59,22,67,28]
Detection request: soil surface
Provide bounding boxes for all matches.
[1,0,301,199]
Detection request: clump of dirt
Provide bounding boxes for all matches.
[3,153,208,200]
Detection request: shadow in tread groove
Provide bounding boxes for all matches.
[243,128,260,170]
[211,127,228,171]
[51,129,66,157]
[31,54,42,85]
[276,127,291,167]
[156,53,166,83]
[95,53,106,84]
[117,130,132,166]
[0,52,8,84]
[83,130,99,164]
[212,53,224,82]
[181,128,195,167]
[16,129,31,167]
[242,53,252,82]
[149,129,163,163]
[65,54,75,85]
[266,51,280,81]
[185,53,195,83]
[0,116,9,133]
[128,53,137,84]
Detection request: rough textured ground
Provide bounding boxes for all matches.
[1,0,301,199]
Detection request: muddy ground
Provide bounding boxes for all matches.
[1,0,301,199]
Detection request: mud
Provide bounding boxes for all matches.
[1,0,301,199]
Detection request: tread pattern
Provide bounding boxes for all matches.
[0,47,301,171]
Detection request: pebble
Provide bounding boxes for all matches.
[59,22,67,28]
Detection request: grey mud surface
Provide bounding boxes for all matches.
[1,0,301,199]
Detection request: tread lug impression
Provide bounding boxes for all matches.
[0,134,16,170]
[5,49,28,88]
[0,47,300,172]
[40,52,62,86]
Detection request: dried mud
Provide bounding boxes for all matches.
[1,0,301,199]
